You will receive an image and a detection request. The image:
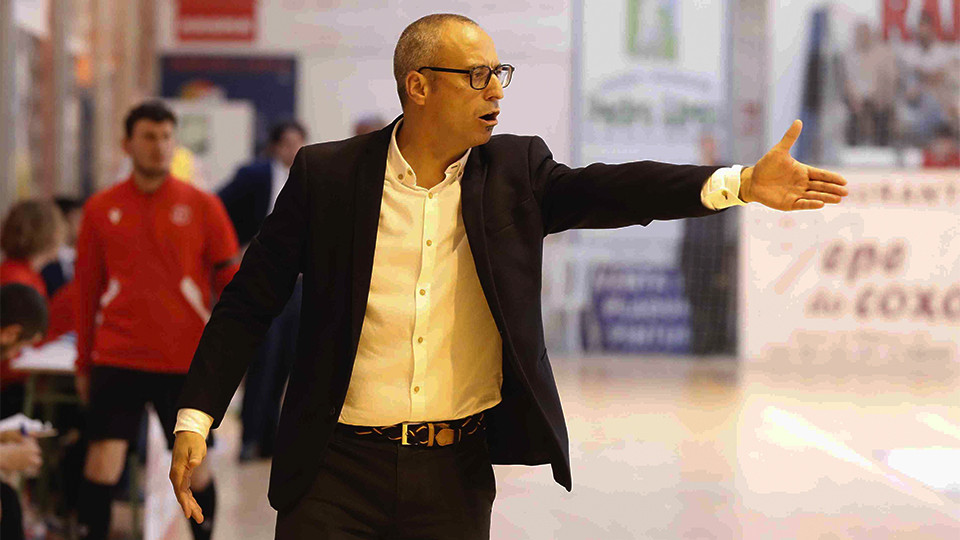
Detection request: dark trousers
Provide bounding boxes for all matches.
[242,279,302,454]
[275,426,496,540]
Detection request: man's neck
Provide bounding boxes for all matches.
[396,118,466,189]
[132,171,167,194]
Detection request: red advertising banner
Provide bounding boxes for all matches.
[177,0,256,43]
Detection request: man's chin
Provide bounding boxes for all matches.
[476,130,494,145]
[135,166,169,179]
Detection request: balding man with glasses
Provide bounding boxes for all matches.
[170,13,848,539]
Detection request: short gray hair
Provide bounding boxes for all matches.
[393,14,479,107]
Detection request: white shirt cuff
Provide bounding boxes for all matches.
[701,165,747,210]
[174,408,214,439]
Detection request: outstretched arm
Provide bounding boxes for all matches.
[739,120,849,211]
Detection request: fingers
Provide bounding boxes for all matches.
[793,198,825,210]
[776,119,803,152]
[807,165,848,186]
[170,439,207,523]
[171,464,204,522]
[807,180,848,197]
[803,190,843,204]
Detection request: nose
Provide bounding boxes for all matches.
[485,74,504,100]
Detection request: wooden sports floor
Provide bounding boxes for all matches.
[152,355,959,539]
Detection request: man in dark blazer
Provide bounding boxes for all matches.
[218,121,308,462]
[169,14,848,539]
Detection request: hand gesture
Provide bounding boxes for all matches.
[740,120,848,211]
[169,431,208,524]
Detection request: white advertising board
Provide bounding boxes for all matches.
[741,169,960,364]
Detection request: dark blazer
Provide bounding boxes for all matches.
[179,117,720,512]
[218,159,274,246]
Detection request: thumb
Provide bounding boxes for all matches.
[775,119,802,152]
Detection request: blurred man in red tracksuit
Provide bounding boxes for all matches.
[74,101,239,540]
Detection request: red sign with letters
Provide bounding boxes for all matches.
[177,0,256,43]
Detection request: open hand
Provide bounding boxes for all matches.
[169,431,208,524]
[740,120,848,211]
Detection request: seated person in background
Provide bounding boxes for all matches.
[0,202,63,418]
[0,283,47,540]
[0,199,65,298]
[0,284,50,419]
[0,284,48,364]
[838,21,897,146]
[898,11,958,146]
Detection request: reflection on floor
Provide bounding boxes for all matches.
[164,355,960,539]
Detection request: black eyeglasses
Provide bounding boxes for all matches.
[417,64,515,90]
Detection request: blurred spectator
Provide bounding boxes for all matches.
[838,22,897,146]
[0,200,65,298]
[74,101,239,540]
[922,123,960,168]
[218,120,307,462]
[898,11,959,146]
[0,284,49,419]
[1,202,62,413]
[219,121,307,246]
[40,197,84,297]
[0,284,49,539]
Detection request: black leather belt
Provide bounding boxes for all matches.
[337,412,485,447]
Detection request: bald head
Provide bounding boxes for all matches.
[393,13,480,107]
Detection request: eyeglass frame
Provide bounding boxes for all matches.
[416,64,515,90]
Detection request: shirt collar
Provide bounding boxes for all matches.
[387,120,470,188]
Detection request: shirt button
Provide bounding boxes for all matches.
[413,386,420,394]
[426,240,432,246]
[398,173,404,180]
[419,289,426,296]
[417,337,424,343]
[428,193,434,199]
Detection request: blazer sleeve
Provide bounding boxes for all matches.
[178,148,310,428]
[527,136,722,235]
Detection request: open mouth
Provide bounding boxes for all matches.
[480,111,500,123]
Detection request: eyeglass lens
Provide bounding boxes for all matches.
[471,66,512,90]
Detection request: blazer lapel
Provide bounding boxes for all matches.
[461,146,506,332]
[349,120,394,356]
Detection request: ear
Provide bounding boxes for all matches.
[0,324,22,346]
[405,71,429,106]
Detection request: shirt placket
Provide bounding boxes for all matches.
[409,181,439,419]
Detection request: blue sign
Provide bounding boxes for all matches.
[587,264,691,354]
[160,55,297,154]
